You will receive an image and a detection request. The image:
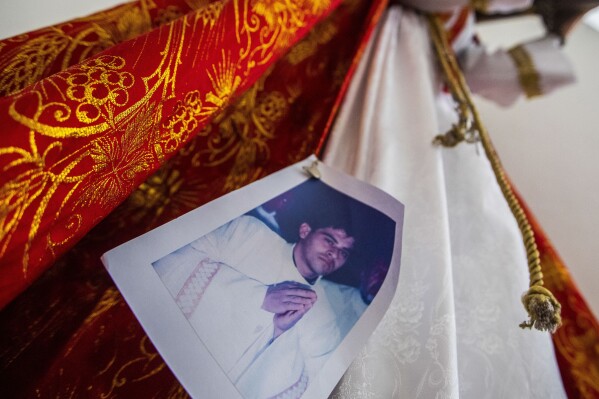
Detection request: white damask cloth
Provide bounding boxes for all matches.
[325,7,566,398]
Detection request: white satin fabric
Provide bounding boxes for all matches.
[325,7,566,398]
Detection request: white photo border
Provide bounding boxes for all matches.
[102,155,404,399]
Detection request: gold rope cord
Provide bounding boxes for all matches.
[427,14,562,333]
[508,45,543,98]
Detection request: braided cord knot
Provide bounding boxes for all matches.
[520,286,562,333]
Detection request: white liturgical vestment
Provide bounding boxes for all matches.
[325,7,566,398]
[153,215,288,376]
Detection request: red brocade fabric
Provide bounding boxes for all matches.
[0,0,204,97]
[1,0,598,398]
[0,0,387,396]
[0,0,359,307]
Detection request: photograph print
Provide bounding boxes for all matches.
[152,179,397,399]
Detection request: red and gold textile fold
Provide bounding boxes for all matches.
[0,0,387,396]
[517,191,599,399]
[0,0,351,307]
[0,0,206,97]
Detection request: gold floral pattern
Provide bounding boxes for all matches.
[235,0,332,76]
[66,55,135,124]
[0,31,71,95]
[0,0,340,306]
[206,50,242,109]
[0,135,90,274]
[0,0,162,97]
[162,90,205,150]
[83,107,159,209]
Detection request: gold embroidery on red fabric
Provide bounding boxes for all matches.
[8,57,137,139]
[234,0,332,76]
[543,251,599,397]
[0,1,158,97]
[99,336,166,399]
[114,63,302,224]
[190,0,225,27]
[0,133,90,273]
[154,6,186,27]
[65,56,135,124]
[193,75,270,166]
[46,214,83,259]
[253,90,287,134]
[140,19,187,102]
[555,317,599,396]
[166,383,190,399]
[191,67,293,191]
[74,288,122,340]
[64,5,153,66]
[126,166,206,225]
[98,4,153,45]
[7,17,187,140]
[1,15,214,275]
[223,90,288,190]
[1,20,191,268]
[206,50,242,109]
[162,90,206,151]
[285,19,337,65]
[0,31,71,95]
[81,106,160,209]
[2,48,169,274]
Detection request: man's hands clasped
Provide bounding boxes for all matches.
[261,281,317,339]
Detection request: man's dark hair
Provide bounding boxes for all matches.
[300,192,354,238]
[274,181,356,242]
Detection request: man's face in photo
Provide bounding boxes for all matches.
[296,223,355,279]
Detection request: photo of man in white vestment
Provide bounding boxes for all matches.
[152,180,395,398]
